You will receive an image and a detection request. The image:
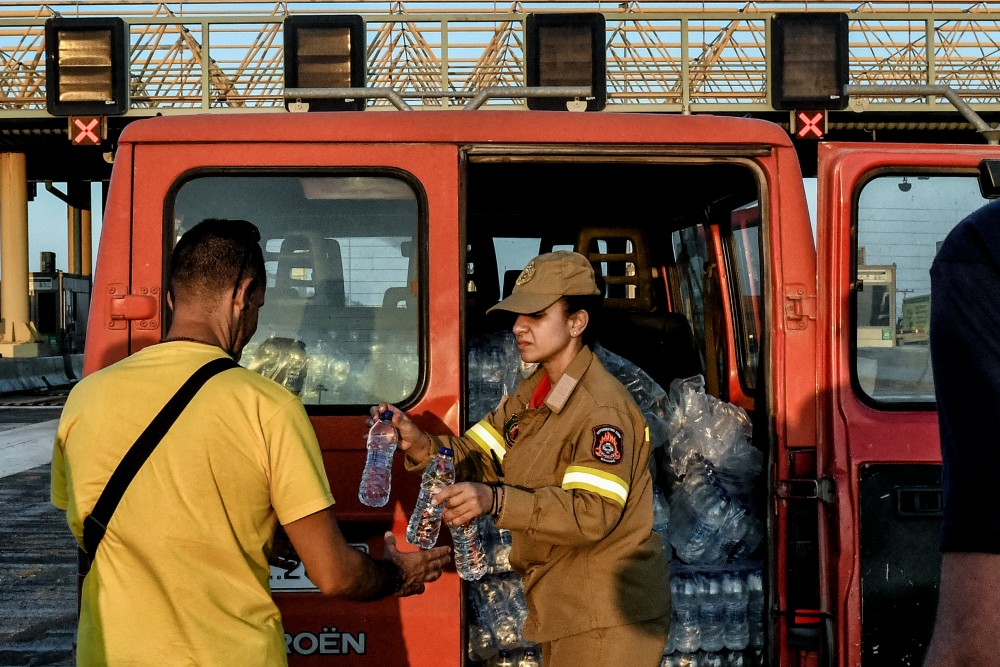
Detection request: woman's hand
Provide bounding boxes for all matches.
[434,482,494,527]
[369,402,430,454]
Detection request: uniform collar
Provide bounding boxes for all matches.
[541,345,594,414]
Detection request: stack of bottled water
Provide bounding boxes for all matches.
[467,332,524,419]
[246,336,309,395]
[662,566,764,667]
[746,569,764,650]
[665,376,761,487]
[660,375,765,666]
[466,516,540,665]
[669,457,762,565]
[652,485,671,552]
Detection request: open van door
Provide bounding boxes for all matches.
[103,116,466,665]
[815,142,1000,666]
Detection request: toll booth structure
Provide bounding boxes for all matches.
[29,267,90,355]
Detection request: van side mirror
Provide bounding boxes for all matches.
[979,160,1000,199]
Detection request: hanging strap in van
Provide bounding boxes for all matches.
[81,356,240,562]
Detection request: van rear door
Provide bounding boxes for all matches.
[815,142,1000,666]
[122,130,464,665]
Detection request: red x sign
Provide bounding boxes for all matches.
[793,110,826,140]
[69,116,104,145]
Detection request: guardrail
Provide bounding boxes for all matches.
[0,354,82,394]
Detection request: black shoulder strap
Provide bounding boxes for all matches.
[82,356,239,559]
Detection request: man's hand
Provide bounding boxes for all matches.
[383,531,451,597]
[434,482,493,527]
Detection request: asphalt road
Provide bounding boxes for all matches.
[0,400,76,667]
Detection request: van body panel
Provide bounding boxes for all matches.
[114,134,465,663]
[116,110,794,151]
[86,110,996,665]
[84,143,134,376]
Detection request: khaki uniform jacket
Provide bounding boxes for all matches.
[420,345,670,643]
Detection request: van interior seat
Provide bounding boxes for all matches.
[271,234,313,301]
[383,286,415,309]
[575,226,704,390]
[596,311,702,392]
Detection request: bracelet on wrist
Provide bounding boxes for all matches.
[492,484,505,519]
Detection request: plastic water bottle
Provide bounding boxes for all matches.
[747,569,765,649]
[671,573,702,653]
[517,647,540,667]
[674,653,700,667]
[722,570,750,650]
[490,651,515,667]
[701,653,724,667]
[406,447,455,548]
[476,577,523,648]
[358,410,398,507]
[450,517,488,580]
[653,484,671,552]
[699,573,726,652]
[724,649,745,667]
[672,474,729,564]
[713,503,763,563]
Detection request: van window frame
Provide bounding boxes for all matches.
[850,166,982,412]
[162,166,431,416]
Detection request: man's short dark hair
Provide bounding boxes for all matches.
[169,219,265,301]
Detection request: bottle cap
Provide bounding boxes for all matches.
[380,410,394,420]
[439,446,455,456]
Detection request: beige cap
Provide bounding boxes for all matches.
[487,250,601,315]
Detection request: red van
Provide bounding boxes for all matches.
[85,107,999,665]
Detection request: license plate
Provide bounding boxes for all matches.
[269,542,369,592]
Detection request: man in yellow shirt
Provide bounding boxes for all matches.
[51,219,449,666]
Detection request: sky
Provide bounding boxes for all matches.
[25,183,103,274]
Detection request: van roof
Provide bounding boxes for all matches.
[118,110,794,148]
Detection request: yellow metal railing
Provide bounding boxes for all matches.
[1,1,999,116]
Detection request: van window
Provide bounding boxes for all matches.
[729,204,762,392]
[171,174,422,407]
[854,174,985,405]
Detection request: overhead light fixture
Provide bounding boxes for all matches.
[771,13,849,111]
[525,13,606,112]
[45,17,130,117]
[283,15,367,112]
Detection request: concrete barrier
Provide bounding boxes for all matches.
[0,354,83,394]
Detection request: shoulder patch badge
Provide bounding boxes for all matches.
[504,413,520,447]
[592,424,624,464]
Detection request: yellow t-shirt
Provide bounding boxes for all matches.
[51,342,334,666]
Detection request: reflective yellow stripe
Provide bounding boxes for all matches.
[562,465,629,507]
[466,420,506,462]
[644,426,650,443]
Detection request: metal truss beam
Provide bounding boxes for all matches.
[0,1,999,118]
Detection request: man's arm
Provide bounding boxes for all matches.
[923,552,1000,666]
[282,507,450,600]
